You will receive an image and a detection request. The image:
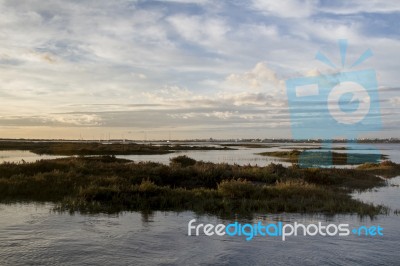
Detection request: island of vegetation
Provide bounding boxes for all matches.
[258,149,388,165]
[0,140,233,156]
[0,155,398,218]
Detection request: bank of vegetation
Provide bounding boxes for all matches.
[0,141,232,156]
[0,155,398,218]
[258,150,387,165]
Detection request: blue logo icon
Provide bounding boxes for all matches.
[286,40,382,167]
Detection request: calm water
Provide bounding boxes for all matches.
[1,143,399,166]
[0,143,399,265]
[1,178,399,266]
[0,150,65,163]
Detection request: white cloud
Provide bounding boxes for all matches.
[251,0,317,18]
[252,0,400,18]
[44,114,103,126]
[320,1,400,15]
[0,0,399,138]
[141,63,287,109]
[142,86,193,104]
[226,62,281,88]
[390,97,400,106]
[167,14,230,49]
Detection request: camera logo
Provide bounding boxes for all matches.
[286,40,382,167]
[327,81,370,125]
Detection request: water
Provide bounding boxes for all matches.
[1,143,399,166]
[353,176,400,210]
[0,144,294,166]
[0,150,65,163]
[0,143,399,265]
[118,147,289,167]
[1,195,399,265]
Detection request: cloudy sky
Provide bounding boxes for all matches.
[0,0,399,140]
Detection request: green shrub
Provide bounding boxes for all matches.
[170,155,197,167]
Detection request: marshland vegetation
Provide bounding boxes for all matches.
[0,141,232,156]
[0,155,398,218]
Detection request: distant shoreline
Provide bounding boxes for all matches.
[1,138,399,144]
[0,140,233,156]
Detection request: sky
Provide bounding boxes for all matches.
[0,0,399,140]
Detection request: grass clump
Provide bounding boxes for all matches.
[170,155,197,167]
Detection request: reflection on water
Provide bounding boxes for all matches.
[0,175,399,265]
[0,201,399,265]
[0,150,65,163]
[118,148,290,167]
[0,143,399,265]
[352,176,400,211]
[1,143,399,166]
